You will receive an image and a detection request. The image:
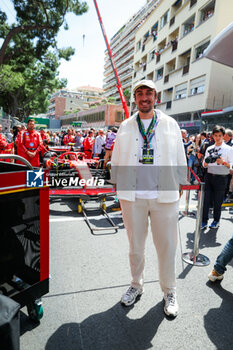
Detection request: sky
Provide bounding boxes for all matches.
[0,0,147,90]
[56,0,147,89]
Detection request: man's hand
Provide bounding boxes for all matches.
[216,156,224,165]
[27,151,36,158]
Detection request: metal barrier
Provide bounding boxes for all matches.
[0,154,33,169]
[181,168,210,267]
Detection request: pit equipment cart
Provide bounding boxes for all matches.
[0,155,49,322]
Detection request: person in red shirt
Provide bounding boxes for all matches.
[18,119,43,167]
[0,133,14,162]
[63,129,75,145]
[83,130,94,159]
[40,128,50,144]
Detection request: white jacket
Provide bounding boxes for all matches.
[111,109,187,202]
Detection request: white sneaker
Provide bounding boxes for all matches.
[208,269,224,282]
[121,286,143,306]
[164,292,179,317]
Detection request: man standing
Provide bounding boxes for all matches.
[111,80,187,317]
[103,127,117,168]
[94,129,105,159]
[63,129,75,145]
[83,130,94,159]
[19,119,42,167]
[224,129,233,147]
[201,125,233,229]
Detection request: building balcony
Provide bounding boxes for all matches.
[112,32,135,55]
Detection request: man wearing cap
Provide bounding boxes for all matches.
[111,79,187,317]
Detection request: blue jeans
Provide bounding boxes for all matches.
[188,154,198,181]
[214,235,233,274]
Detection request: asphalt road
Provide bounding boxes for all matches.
[20,193,233,350]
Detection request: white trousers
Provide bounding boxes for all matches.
[120,198,179,294]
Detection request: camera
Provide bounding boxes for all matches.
[205,148,220,164]
[205,154,220,163]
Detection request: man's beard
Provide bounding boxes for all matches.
[138,104,154,114]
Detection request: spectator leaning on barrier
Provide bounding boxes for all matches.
[201,125,233,230]
[111,79,187,317]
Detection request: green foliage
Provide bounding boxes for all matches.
[107,97,116,104]
[0,65,24,92]
[0,0,88,120]
[123,89,131,105]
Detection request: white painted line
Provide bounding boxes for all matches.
[50,217,84,223]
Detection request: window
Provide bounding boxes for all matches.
[190,0,197,8]
[160,10,169,29]
[142,31,150,51]
[195,40,210,60]
[156,67,164,80]
[190,76,205,95]
[199,0,215,25]
[175,82,187,99]
[164,75,169,83]
[182,15,195,37]
[136,40,141,52]
[115,111,123,122]
[151,22,158,41]
[149,49,156,62]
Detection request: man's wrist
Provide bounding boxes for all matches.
[222,161,228,167]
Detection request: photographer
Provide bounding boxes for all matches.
[201,125,233,229]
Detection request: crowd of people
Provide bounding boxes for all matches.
[181,127,233,202]
[0,121,118,168]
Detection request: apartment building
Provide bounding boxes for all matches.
[48,86,104,120]
[103,0,161,104]
[60,104,123,129]
[131,0,233,133]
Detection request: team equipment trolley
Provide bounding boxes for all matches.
[0,155,49,322]
[45,150,118,235]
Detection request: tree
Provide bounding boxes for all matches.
[0,0,88,65]
[0,0,88,119]
[107,97,116,104]
[123,89,131,106]
[0,49,68,120]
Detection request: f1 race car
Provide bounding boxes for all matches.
[43,149,117,235]
[43,150,110,187]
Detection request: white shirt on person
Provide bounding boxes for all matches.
[111,109,187,203]
[94,135,105,154]
[136,116,158,199]
[203,141,233,175]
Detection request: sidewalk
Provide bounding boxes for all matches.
[20,193,233,350]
